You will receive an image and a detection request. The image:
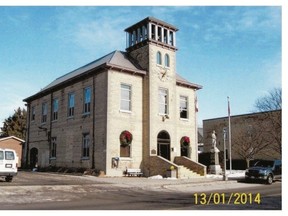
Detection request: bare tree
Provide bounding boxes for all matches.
[254,88,282,154]
[254,88,282,111]
[233,117,271,168]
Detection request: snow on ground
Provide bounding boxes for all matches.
[206,170,245,179]
[147,170,246,180]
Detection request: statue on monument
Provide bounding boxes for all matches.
[209,130,222,174]
[211,130,219,153]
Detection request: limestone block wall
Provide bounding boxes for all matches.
[146,45,178,160]
[27,70,108,170]
[28,94,51,167]
[106,69,144,176]
[175,85,198,161]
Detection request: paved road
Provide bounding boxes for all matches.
[0,171,281,210]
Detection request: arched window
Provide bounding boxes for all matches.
[164,54,170,67]
[157,51,162,65]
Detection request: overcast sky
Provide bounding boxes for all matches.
[0,2,284,127]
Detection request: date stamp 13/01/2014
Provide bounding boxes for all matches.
[193,193,261,205]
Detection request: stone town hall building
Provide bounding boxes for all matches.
[23,17,206,178]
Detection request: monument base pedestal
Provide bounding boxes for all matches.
[209,165,223,175]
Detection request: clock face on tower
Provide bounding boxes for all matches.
[158,67,169,82]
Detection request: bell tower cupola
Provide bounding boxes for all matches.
[125,16,178,52]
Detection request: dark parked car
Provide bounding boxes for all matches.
[245,160,281,184]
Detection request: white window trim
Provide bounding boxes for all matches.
[158,88,169,115]
[120,83,132,112]
[83,87,91,115]
[180,95,189,119]
[68,92,75,117]
[156,51,162,65]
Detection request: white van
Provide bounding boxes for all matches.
[0,148,18,182]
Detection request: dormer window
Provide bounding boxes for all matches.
[157,51,162,65]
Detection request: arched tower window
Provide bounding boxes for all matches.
[157,51,162,65]
[164,54,170,67]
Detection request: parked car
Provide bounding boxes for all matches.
[0,148,18,182]
[245,159,281,184]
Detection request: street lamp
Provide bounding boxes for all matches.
[223,128,228,181]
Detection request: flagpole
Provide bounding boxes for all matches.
[227,96,232,173]
[195,92,198,162]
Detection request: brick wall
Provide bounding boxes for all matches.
[0,138,23,167]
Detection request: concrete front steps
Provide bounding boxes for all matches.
[177,165,204,179]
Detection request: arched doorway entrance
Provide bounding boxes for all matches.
[157,131,170,161]
[30,147,38,169]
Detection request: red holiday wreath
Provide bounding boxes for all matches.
[120,130,133,146]
[180,136,190,148]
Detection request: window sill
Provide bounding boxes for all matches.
[120,110,132,114]
[158,113,169,116]
[180,118,189,121]
[82,112,91,117]
[119,157,132,161]
[67,116,74,120]
[50,157,56,160]
[81,157,90,160]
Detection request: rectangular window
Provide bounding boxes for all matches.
[120,84,131,111]
[68,93,75,117]
[31,106,35,121]
[180,96,188,119]
[83,87,91,114]
[50,137,57,158]
[159,88,168,115]
[82,133,90,158]
[52,99,59,121]
[0,151,3,160]
[120,145,131,158]
[41,102,47,123]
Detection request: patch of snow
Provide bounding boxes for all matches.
[207,170,245,179]
[148,175,163,179]
[165,177,177,180]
